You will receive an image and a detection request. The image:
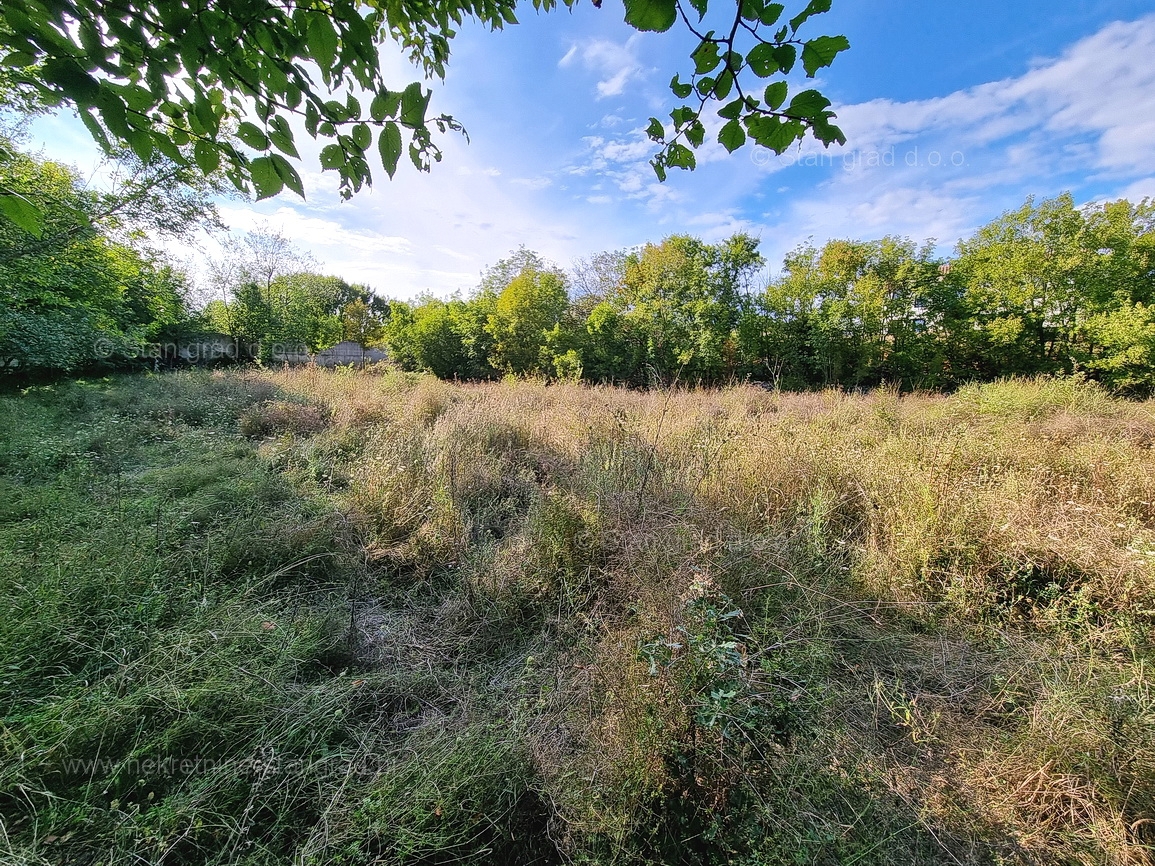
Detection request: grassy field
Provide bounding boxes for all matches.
[1,368,1153,865]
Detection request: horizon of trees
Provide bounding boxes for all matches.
[373,195,1155,394]
[3,134,1154,394]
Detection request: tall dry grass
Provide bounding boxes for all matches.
[3,368,1153,864]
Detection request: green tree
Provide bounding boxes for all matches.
[485,262,570,376]
[0,136,194,371]
[381,295,480,378]
[948,194,1155,382]
[610,233,763,384]
[341,295,388,349]
[211,267,378,356]
[755,237,945,389]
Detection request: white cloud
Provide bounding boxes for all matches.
[559,35,647,99]
[825,14,1155,180]
[600,137,653,163]
[1116,177,1155,203]
[733,13,1155,270]
[510,177,553,190]
[217,206,412,255]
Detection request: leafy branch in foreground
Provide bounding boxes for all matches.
[0,0,522,203]
[634,0,848,179]
[0,0,848,216]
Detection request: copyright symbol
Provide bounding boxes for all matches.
[750,147,771,167]
[93,337,114,358]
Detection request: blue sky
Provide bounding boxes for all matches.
[25,0,1155,299]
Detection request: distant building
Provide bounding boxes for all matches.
[312,341,388,368]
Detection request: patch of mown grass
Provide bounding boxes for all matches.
[2,370,1154,865]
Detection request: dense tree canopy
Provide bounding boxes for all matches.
[372,195,1155,394]
[0,135,202,370]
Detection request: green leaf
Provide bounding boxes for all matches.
[623,0,677,33]
[718,119,746,153]
[343,11,375,63]
[763,81,788,110]
[759,2,784,26]
[692,40,721,75]
[786,89,831,118]
[269,153,305,197]
[41,57,99,103]
[772,44,797,74]
[307,14,339,73]
[671,106,696,128]
[378,121,402,178]
[193,97,218,137]
[370,90,400,121]
[686,119,705,147]
[670,75,693,100]
[746,43,777,77]
[399,82,429,128]
[2,51,37,67]
[77,108,111,151]
[666,142,696,170]
[801,35,849,77]
[0,191,43,237]
[237,121,270,151]
[745,114,801,153]
[351,122,372,150]
[717,98,744,120]
[269,116,299,157]
[714,68,733,100]
[646,117,666,141]
[651,156,667,182]
[789,0,831,32]
[739,0,762,22]
[409,142,424,171]
[319,143,345,170]
[249,155,285,199]
[194,140,220,174]
[811,118,846,146]
[687,0,708,18]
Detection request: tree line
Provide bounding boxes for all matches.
[358,193,1155,395]
[3,135,1154,393]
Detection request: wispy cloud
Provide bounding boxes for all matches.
[218,206,412,255]
[510,176,553,190]
[559,35,647,99]
[820,14,1155,181]
[741,14,1155,264]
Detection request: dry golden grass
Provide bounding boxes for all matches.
[235,369,1155,864]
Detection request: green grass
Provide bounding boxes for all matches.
[0,369,1153,865]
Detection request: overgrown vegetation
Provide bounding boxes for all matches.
[2,369,1152,864]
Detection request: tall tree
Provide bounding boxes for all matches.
[0,137,194,370]
[485,261,570,376]
[609,233,763,384]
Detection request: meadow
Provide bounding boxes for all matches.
[1,368,1153,865]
